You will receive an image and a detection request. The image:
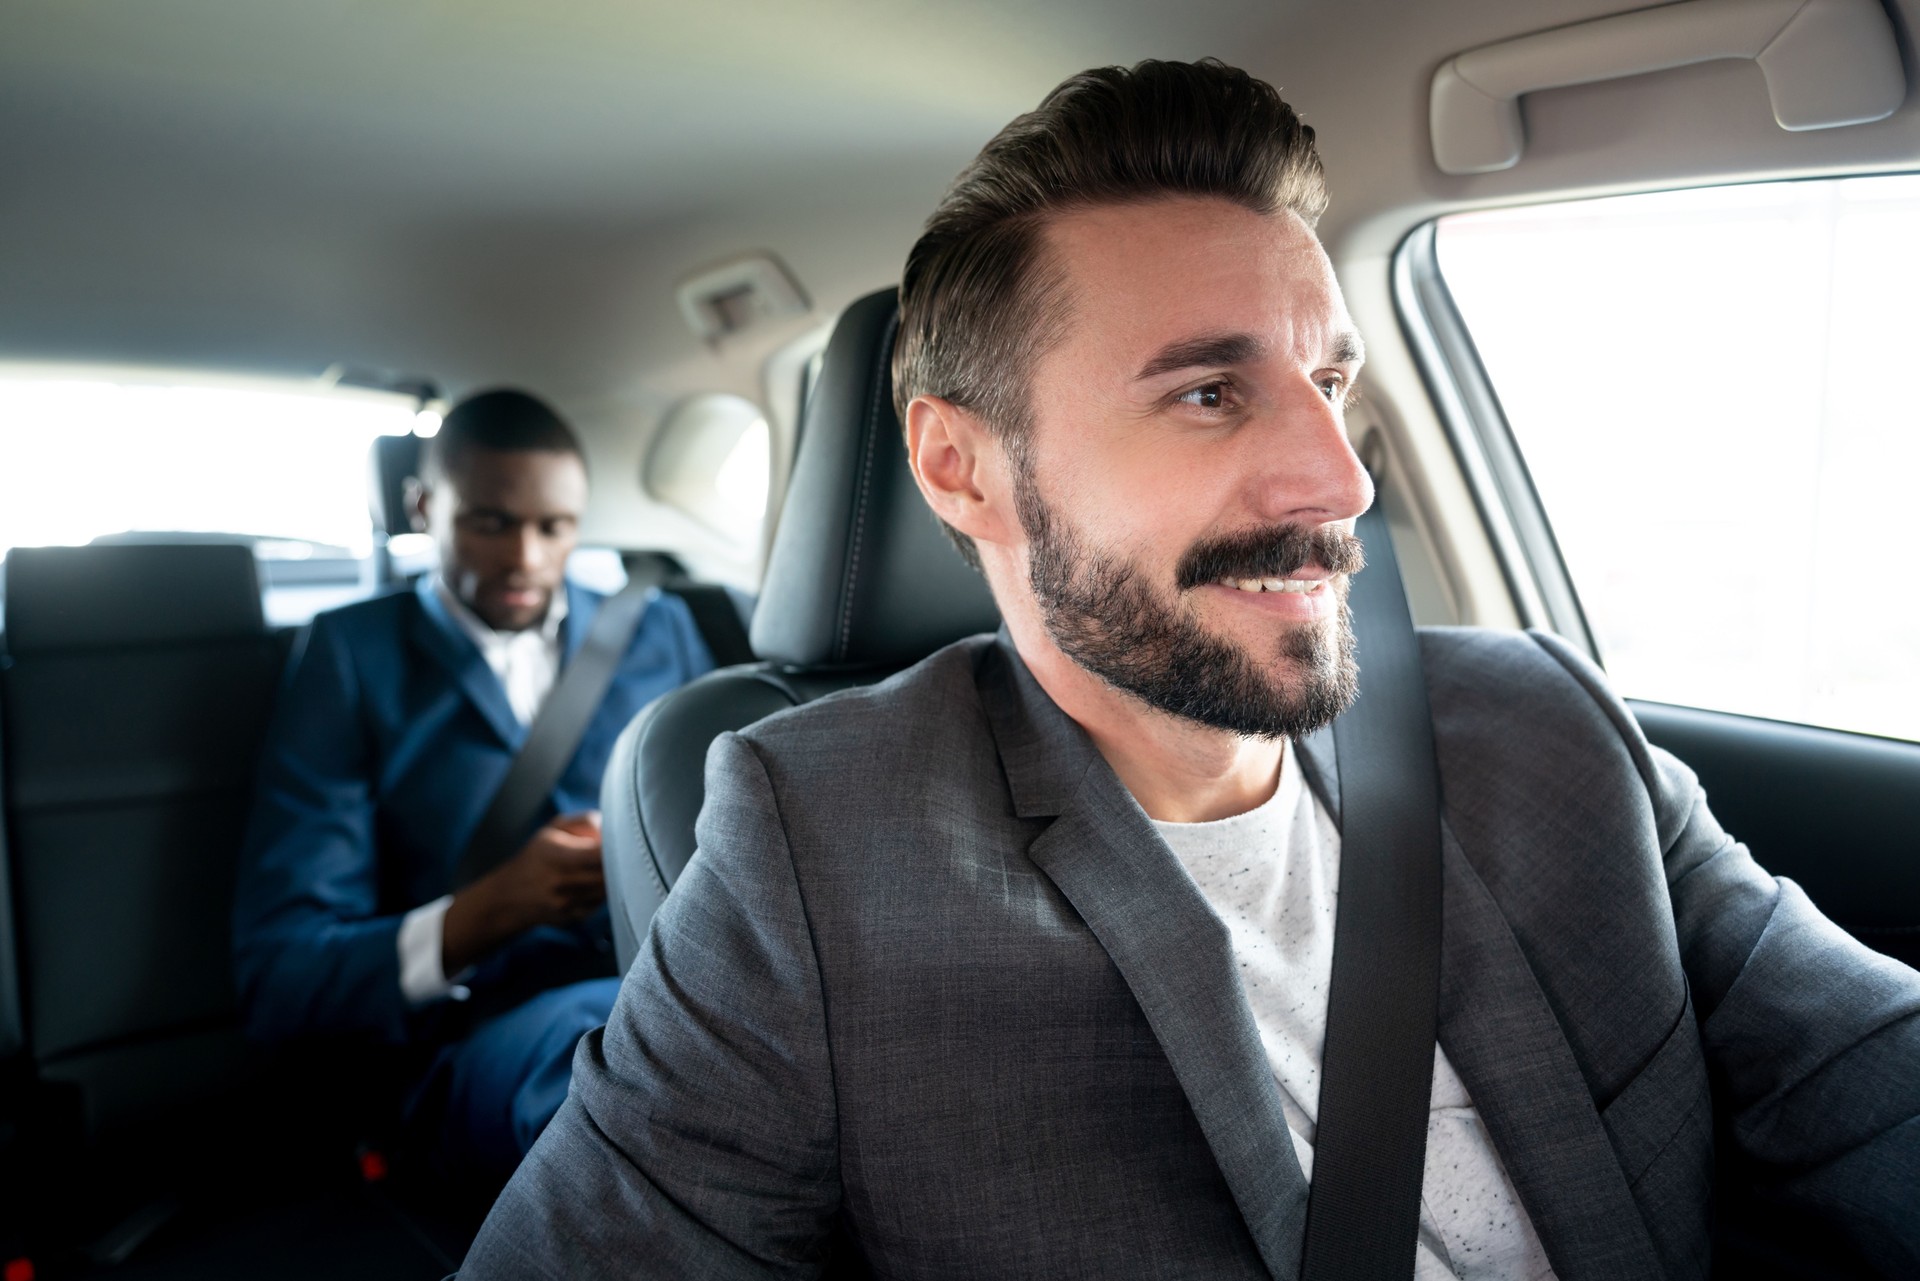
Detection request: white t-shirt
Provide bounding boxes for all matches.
[1151,748,1556,1280]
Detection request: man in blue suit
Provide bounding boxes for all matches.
[234,389,714,1181]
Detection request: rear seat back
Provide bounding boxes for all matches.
[0,543,282,1147]
[0,667,20,1068]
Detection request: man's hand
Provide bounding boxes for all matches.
[442,812,606,976]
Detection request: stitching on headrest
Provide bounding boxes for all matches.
[835,308,899,663]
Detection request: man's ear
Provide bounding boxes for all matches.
[904,396,1015,551]
[403,477,430,533]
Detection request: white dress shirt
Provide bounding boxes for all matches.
[1151,748,1556,1280]
[395,578,569,1005]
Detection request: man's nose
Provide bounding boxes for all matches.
[1248,379,1374,528]
[511,522,547,573]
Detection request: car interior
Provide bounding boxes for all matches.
[2,1,1918,1277]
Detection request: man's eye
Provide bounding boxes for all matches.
[1319,377,1346,404]
[1176,382,1230,410]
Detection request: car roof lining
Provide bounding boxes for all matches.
[1,0,1914,559]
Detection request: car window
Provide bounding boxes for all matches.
[0,369,425,555]
[1432,175,1920,743]
[0,370,435,625]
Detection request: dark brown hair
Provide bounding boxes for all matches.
[892,58,1327,565]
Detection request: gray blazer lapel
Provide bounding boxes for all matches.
[980,638,1307,1281]
[1439,833,1665,1280]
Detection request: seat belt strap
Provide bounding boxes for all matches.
[1302,492,1445,1281]
[666,583,754,667]
[451,565,667,889]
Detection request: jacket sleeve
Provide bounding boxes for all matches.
[231,614,414,1043]
[461,730,842,1279]
[1532,630,1920,1272]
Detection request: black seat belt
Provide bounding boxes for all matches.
[451,564,668,888]
[664,582,754,667]
[1301,489,1445,1281]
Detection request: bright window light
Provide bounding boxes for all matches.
[1435,174,1920,742]
[0,368,420,558]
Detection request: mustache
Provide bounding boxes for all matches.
[1175,523,1366,591]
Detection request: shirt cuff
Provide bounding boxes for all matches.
[397,895,473,1005]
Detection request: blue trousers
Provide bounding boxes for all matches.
[417,976,621,1183]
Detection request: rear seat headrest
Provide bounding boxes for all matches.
[751,288,1001,668]
[3,543,266,655]
[369,433,425,539]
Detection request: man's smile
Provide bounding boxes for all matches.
[1212,575,1329,594]
[1197,574,1340,619]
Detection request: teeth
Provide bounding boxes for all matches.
[1219,577,1323,594]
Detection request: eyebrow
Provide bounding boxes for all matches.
[1135,332,1266,382]
[459,507,577,524]
[1134,328,1367,381]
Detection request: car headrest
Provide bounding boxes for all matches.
[369,433,424,539]
[3,543,266,655]
[751,288,1001,668]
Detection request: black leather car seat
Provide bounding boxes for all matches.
[601,287,1000,968]
[0,543,283,1157]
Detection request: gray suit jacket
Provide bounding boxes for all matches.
[464,628,1920,1279]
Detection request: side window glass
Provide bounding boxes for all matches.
[1433,176,1920,742]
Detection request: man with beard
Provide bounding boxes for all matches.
[464,61,1920,1277]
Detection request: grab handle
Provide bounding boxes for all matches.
[1431,0,1906,175]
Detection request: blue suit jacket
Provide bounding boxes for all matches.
[233,577,714,1047]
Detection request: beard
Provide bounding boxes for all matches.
[1017,468,1363,740]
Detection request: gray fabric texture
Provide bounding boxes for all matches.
[464,627,1920,1280]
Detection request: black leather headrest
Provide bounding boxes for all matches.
[751,288,1000,667]
[3,543,265,654]
[369,433,424,538]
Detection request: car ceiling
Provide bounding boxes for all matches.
[3,0,1916,547]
